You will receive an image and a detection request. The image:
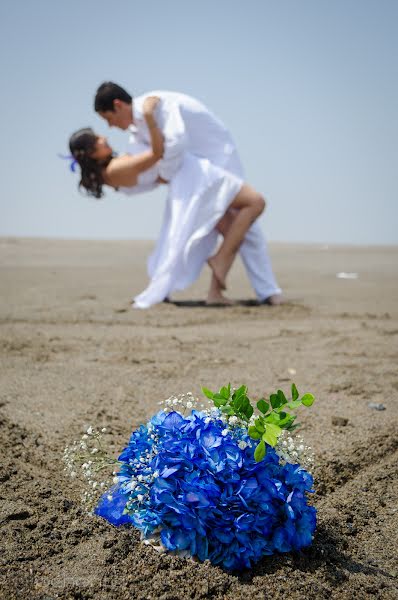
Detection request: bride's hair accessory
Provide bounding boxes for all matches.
[57,153,78,173]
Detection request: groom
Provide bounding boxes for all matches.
[94,82,283,304]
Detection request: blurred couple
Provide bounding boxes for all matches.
[69,83,283,308]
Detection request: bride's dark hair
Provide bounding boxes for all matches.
[69,128,111,198]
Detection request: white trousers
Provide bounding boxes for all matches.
[238,220,281,300]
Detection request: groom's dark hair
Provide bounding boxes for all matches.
[94,82,132,112]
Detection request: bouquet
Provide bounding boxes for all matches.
[64,384,316,571]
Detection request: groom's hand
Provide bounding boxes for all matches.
[143,96,160,117]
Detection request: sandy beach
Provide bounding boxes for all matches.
[1,237,397,599]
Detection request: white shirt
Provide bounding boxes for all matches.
[128,91,243,181]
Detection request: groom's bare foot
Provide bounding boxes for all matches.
[207,257,227,290]
[261,294,285,306]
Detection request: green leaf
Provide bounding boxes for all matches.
[248,426,262,440]
[301,393,315,407]
[262,423,282,447]
[291,383,299,401]
[213,393,228,406]
[278,414,296,428]
[220,405,235,415]
[240,396,250,412]
[245,404,254,419]
[254,418,265,433]
[202,387,214,400]
[219,386,230,400]
[254,440,266,462]
[287,400,302,410]
[270,393,281,409]
[264,412,281,425]
[257,399,269,414]
[233,385,247,400]
[277,389,287,405]
[233,395,243,411]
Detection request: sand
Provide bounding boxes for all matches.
[1,237,397,599]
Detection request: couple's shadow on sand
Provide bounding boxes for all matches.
[164,298,279,308]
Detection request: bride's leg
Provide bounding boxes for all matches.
[205,210,236,305]
[206,273,235,305]
[208,185,265,289]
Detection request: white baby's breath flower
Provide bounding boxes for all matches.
[238,441,247,450]
[229,416,238,425]
[107,495,113,501]
[221,429,229,437]
[91,448,98,454]
[186,401,193,409]
[101,427,107,433]
[86,426,94,435]
[137,494,144,502]
[113,476,119,484]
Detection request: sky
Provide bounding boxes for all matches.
[0,0,397,244]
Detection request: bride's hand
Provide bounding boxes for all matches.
[143,96,160,117]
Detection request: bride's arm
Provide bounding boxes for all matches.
[103,97,165,188]
[143,96,164,158]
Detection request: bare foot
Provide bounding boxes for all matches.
[262,294,285,306]
[207,257,227,290]
[205,292,235,306]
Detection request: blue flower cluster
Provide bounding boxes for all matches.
[95,410,316,571]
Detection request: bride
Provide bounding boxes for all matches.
[69,97,265,308]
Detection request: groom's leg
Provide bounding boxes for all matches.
[239,220,282,301]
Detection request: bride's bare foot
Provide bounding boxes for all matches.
[205,292,235,306]
[207,257,227,290]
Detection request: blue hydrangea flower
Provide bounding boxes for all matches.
[95,410,316,571]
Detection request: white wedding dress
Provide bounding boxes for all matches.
[120,142,243,308]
